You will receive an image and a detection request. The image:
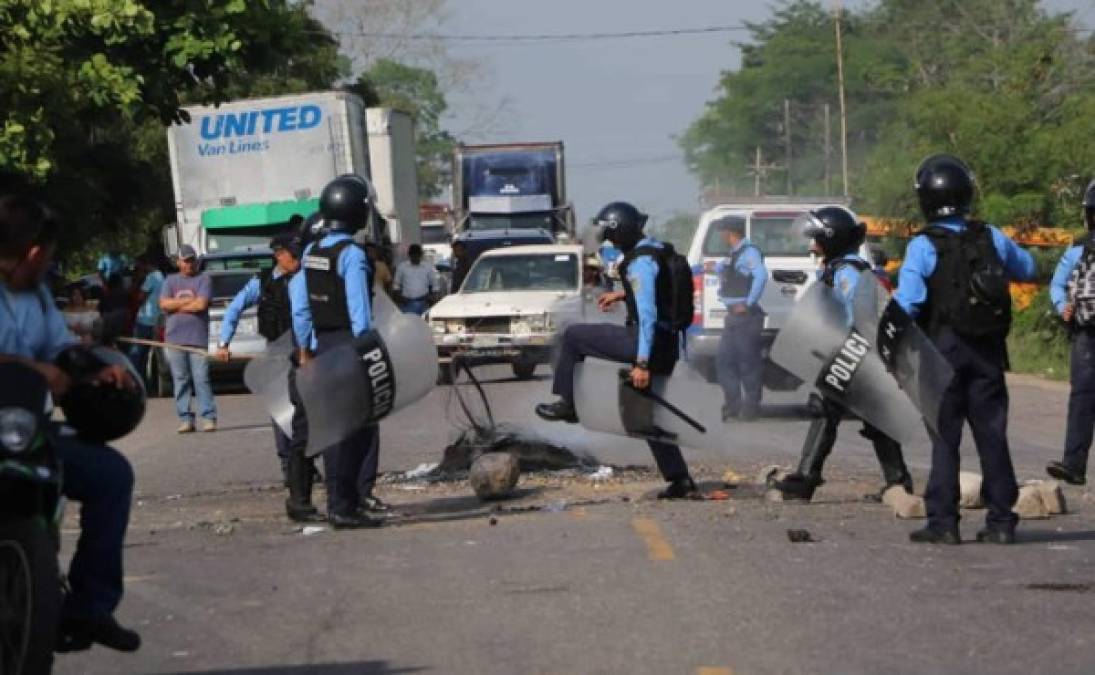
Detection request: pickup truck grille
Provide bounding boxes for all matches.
[772,269,810,285]
[465,317,512,334]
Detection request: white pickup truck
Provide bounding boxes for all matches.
[426,244,602,382]
[686,201,848,390]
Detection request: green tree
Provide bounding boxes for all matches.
[355,58,456,199]
[0,0,345,262]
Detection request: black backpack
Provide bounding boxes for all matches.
[921,221,1012,339]
[628,242,696,333]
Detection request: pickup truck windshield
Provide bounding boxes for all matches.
[209,271,259,301]
[463,254,578,293]
[421,226,449,245]
[467,212,555,232]
[702,215,808,257]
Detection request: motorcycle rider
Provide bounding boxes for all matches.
[535,201,699,499]
[770,206,914,501]
[896,155,1036,545]
[289,176,385,528]
[0,194,141,651]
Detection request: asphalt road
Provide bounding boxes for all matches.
[55,365,1095,675]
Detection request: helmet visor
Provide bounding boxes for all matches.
[794,211,831,241]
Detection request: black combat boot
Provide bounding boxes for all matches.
[657,476,702,499]
[771,413,837,501]
[535,399,579,423]
[909,526,961,545]
[976,527,1016,544]
[57,614,141,653]
[286,452,323,523]
[1046,461,1086,486]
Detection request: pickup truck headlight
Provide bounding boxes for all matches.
[238,317,258,335]
[0,407,38,454]
[528,313,553,332]
[445,319,465,334]
[430,320,446,335]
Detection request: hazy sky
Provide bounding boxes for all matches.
[440,0,1094,224]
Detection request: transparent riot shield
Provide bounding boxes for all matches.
[573,357,726,450]
[243,332,295,437]
[851,271,954,435]
[295,291,437,457]
[769,281,925,444]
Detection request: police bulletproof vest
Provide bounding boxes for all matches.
[921,221,1011,339]
[719,245,759,298]
[618,248,673,329]
[1068,232,1095,328]
[820,257,870,288]
[257,268,293,341]
[303,240,356,332]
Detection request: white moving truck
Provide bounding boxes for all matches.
[165,92,419,257]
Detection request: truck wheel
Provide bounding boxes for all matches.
[0,518,60,675]
[511,361,537,380]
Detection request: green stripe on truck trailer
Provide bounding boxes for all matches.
[201,198,319,229]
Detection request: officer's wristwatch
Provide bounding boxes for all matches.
[634,359,649,370]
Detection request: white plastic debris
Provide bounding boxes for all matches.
[588,466,614,481]
[404,462,439,479]
[301,526,327,536]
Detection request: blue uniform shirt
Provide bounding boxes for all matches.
[715,238,767,308]
[821,253,869,328]
[1050,245,1084,315]
[219,269,288,346]
[894,217,1036,317]
[627,237,668,362]
[0,282,78,361]
[290,233,372,349]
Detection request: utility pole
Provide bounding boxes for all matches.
[784,98,793,195]
[754,146,763,197]
[833,0,850,198]
[746,146,781,197]
[824,103,833,196]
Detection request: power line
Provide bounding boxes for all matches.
[327,25,752,43]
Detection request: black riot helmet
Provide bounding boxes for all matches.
[55,346,146,442]
[914,154,975,221]
[594,201,648,253]
[1082,179,1095,230]
[319,174,375,233]
[299,211,325,246]
[797,206,865,260]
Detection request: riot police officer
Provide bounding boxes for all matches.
[896,155,1036,545]
[289,176,384,529]
[535,202,699,499]
[713,216,767,421]
[771,206,913,501]
[215,235,323,521]
[1046,180,1095,486]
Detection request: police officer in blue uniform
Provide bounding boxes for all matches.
[896,155,1036,545]
[771,206,913,501]
[536,202,699,498]
[713,216,767,421]
[0,195,141,651]
[1046,180,1095,486]
[289,176,384,529]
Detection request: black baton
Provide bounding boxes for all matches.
[618,369,707,434]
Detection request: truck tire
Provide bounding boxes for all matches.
[511,361,537,380]
[437,363,455,386]
[0,518,60,675]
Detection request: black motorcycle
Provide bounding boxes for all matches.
[0,363,63,674]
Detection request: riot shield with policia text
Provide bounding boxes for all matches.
[769,281,926,445]
[851,270,954,436]
[295,290,437,457]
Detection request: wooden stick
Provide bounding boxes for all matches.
[115,336,256,360]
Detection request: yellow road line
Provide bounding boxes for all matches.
[631,517,675,561]
[696,668,734,675]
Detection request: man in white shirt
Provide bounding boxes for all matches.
[393,244,440,315]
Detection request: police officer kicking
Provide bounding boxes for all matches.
[0,195,141,651]
[215,234,324,521]
[290,175,385,529]
[770,206,913,501]
[535,202,700,499]
[713,216,767,421]
[895,155,1036,544]
[1046,179,1095,486]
